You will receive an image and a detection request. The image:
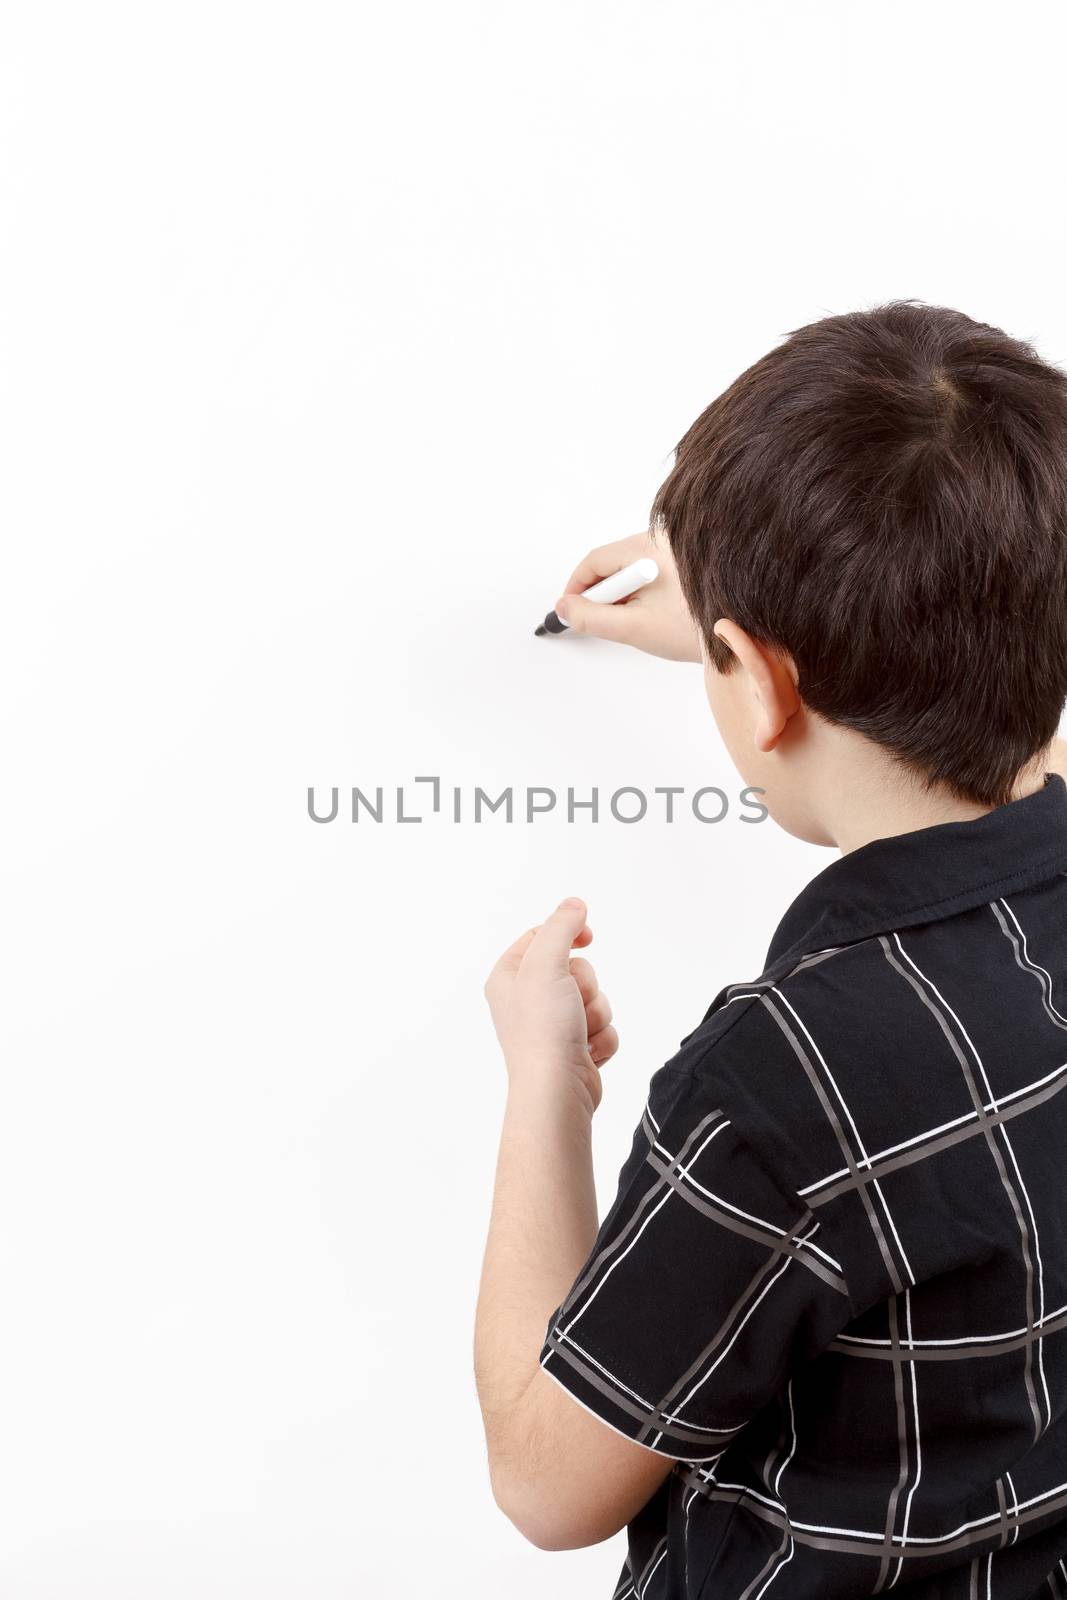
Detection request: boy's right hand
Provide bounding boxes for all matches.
[552,531,703,663]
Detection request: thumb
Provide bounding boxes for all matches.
[523,898,590,973]
[555,593,634,643]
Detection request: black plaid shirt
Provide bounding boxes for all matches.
[539,773,1067,1599]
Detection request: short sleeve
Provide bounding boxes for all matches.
[538,1062,854,1461]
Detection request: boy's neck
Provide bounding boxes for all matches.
[811,735,1063,856]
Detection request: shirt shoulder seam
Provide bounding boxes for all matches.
[771,852,1067,967]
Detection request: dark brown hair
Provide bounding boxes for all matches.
[652,301,1067,806]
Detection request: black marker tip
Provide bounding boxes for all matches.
[534,611,568,637]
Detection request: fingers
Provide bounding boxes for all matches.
[588,1024,619,1066]
[487,906,591,998]
[569,956,612,1030]
[485,901,618,1073]
[522,898,591,975]
[584,990,613,1038]
[563,533,650,596]
[570,956,614,1053]
[554,532,662,647]
[564,551,619,595]
[485,926,538,990]
[553,590,640,642]
[568,956,597,1005]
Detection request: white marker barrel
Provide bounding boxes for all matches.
[581,557,659,608]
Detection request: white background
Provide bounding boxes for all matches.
[3,3,1067,1595]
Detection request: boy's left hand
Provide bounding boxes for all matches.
[484,898,618,1114]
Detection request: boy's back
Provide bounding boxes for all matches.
[540,772,1067,1597]
[476,303,1067,1598]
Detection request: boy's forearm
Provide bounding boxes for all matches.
[474,1074,599,1463]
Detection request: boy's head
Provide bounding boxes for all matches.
[652,301,1067,840]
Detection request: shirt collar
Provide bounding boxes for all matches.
[765,771,1067,973]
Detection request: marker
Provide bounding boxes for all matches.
[534,557,660,637]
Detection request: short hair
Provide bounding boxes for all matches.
[652,301,1067,807]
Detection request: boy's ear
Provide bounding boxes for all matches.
[713,619,800,753]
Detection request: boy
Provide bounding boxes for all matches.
[473,303,1067,1598]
